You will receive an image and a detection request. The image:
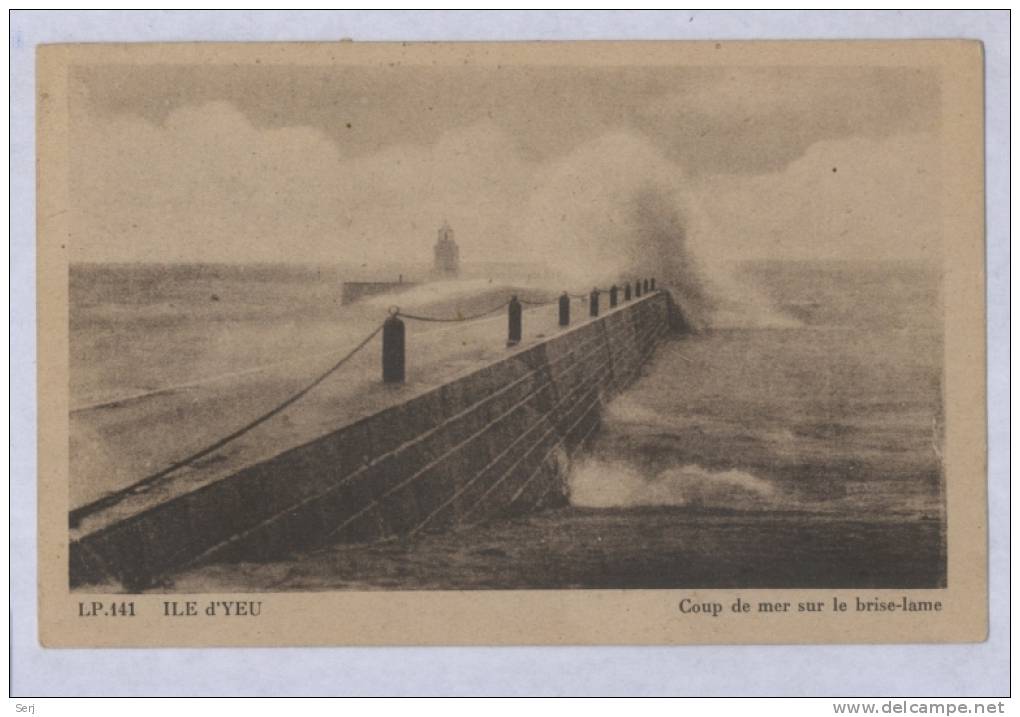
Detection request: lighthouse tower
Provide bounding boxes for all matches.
[433,220,460,277]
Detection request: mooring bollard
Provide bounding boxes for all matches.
[382,310,405,383]
[624,283,632,301]
[559,292,570,327]
[635,280,642,298]
[589,288,600,317]
[507,295,522,346]
[609,284,619,308]
[650,278,656,291]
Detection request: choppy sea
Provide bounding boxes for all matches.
[157,259,946,591]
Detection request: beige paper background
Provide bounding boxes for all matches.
[37,40,986,647]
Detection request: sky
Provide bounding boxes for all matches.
[69,62,941,267]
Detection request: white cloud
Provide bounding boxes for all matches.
[72,103,534,265]
[71,101,941,270]
[75,101,347,263]
[690,132,941,262]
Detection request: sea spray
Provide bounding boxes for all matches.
[360,278,557,319]
[568,457,779,511]
[515,130,795,330]
[345,129,793,330]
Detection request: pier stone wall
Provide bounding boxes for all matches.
[341,280,418,305]
[70,292,674,589]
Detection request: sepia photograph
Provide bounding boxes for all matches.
[34,38,987,647]
[64,52,950,595]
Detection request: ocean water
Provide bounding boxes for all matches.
[166,259,946,591]
[69,262,559,410]
[577,260,945,522]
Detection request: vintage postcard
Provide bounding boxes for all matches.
[37,40,986,647]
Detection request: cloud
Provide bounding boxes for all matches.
[638,67,939,175]
[334,121,536,261]
[72,103,534,265]
[690,132,941,262]
[73,101,344,262]
[71,101,941,272]
[74,63,940,180]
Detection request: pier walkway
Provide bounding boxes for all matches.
[72,292,608,536]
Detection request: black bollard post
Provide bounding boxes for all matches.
[507,295,522,346]
[609,284,619,308]
[643,279,649,293]
[650,278,656,291]
[624,283,632,301]
[382,312,405,383]
[635,280,642,298]
[589,288,600,318]
[558,292,570,327]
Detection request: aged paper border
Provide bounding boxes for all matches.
[35,39,986,649]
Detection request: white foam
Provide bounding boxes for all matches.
[569,458,778,510]
[509,130,799,331]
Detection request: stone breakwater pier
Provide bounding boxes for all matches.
[70,282,683,590]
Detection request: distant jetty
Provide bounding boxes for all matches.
[341,221,461,304]
[341,276,418,304]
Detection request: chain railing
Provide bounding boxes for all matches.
[70,277,660,526]
[69,321,387,528]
